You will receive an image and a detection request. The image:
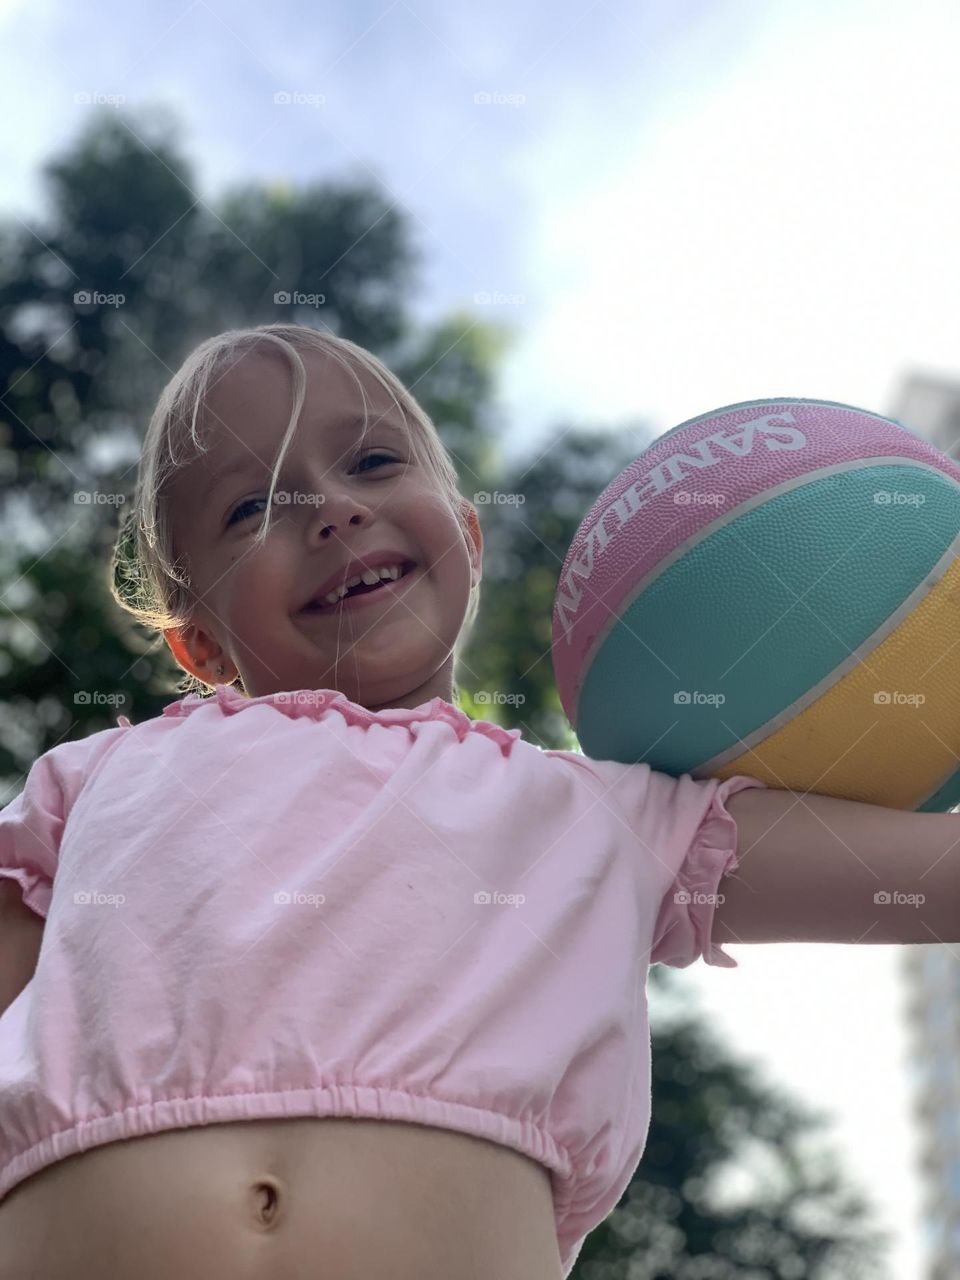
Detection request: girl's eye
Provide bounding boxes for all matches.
[353,450,400,473]
[225,454,402,527]
[226,497,268,527]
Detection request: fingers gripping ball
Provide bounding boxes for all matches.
[551,397,960,812]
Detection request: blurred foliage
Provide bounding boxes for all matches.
[0,106,512,757]
[0,105,891,1278]
[458,423,649,749]
[574,1002,890,1278]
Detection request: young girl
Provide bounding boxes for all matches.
[0,323,953,1279]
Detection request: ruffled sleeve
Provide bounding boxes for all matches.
[650,773,768,969]
[539,749,768,970]
[0,731,122,919]
[0,754,67,919]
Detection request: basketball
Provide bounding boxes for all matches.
[551,397,960,812]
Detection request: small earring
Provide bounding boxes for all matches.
[217,663,224,677]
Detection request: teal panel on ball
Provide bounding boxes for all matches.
[916,768,960,814]
[575,463,960,773]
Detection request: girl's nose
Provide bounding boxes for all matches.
[308,496,373,542]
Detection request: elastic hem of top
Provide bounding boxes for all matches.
[157,684,523,755]
[682,773,769,968]
[0,1082,580,1229]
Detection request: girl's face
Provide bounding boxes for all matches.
[165,346,482,711]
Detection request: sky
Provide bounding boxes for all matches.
[3,0,959,1274]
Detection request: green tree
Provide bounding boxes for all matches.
[573,984,890,1278]
[457,421,648,747]
[0,107,508,770]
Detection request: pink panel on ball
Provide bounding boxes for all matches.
[551,399,960,724]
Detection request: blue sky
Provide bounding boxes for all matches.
[5,0,959,1273]
[1,0,833,459]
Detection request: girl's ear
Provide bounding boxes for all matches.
[162,624,231,686]
[460,499,484,582]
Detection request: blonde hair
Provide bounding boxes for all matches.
[109,323,481,702]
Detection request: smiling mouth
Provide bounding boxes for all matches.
[301,560,419,613]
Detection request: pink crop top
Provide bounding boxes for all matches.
[0,684,766,1275]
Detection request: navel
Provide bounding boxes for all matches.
[247,1175,285,1230]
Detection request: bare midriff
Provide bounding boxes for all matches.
[0,1116,564,1280]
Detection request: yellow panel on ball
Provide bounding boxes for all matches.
[700,552,960,810]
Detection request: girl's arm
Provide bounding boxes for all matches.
[716,787,960,947]
[0,878,44,1017]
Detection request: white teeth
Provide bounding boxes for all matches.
[319,564,405,607]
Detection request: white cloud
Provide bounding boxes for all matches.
[505,0,960,446]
